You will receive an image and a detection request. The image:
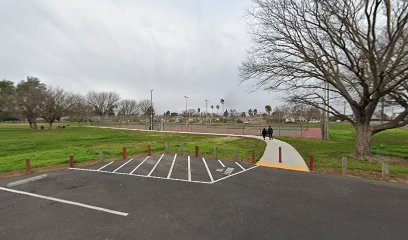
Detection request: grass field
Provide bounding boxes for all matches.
[281,123,408,179]
[0,124,266,173]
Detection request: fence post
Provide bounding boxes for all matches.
[25,159,32,174]
[278,147,282,163]
[382,161,389,177]
[309,154,314,171]
[214,147,218,159]
[69,154,75,168]
[147,144,151,156]
[123,147,127,160]
[234,148,238,161]
[251,150,256,164]
[195,146,199,157]
[342,157,347,176]
[99,148,104,161]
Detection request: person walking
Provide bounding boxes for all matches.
[262,128,267,140]
[267,126,273,140]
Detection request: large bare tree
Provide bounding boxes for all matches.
[40,88,78,128]
[86,91,120,121]
[117,99,139,120]
[241,0,408,159]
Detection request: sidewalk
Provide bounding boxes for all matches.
[91,126,309,172]
[254,136,309,172]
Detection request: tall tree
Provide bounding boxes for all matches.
[248,109,253,117]
[118,99,139,120]
[15,77,47,129]
[216,105,220,115]
[86,91,120,121]
[253,109,258,116]
[0,80,16,120]
[220,99,225,116]
[40,88,77,128]
[138,99,153,116]
[241,0,408,159]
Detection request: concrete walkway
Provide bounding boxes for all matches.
[91,126,309,172]
[254,137,309,172]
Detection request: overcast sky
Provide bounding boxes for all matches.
[0,0,283,114]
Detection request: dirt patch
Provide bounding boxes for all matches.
[316,167,408,184]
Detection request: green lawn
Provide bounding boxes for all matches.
[280,123,408,176]
[0,124,266,173]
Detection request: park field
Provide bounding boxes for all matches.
[281,123,408,182]
[0,124,266,173]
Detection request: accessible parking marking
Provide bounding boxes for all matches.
[70,154,257,185]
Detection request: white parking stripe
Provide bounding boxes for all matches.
[70,168,212,184]
[147,154,164,176]
[0,187,128,217]
[97,161,114,171]
[167,154,177,179]
[202,158,214,183]
[112,158,133,173]
[235,162,246,171]
[129,156,150,174]
[218,160,225,168]
[188,156,191,181]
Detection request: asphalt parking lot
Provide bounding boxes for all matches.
[0,154,407,240]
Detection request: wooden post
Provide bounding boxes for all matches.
[69,154,75,168]
[309,154,314,171]
[214,147,218,159]
[147,144,151,156]
[251,150,256,164]
[195,146,199,157]
[25,159,32,174]
[180,144,183,155]
[165,142,168,153]
[278,147,282,163]
[342,157,347,176]
[234,148,238,161]
[123,147,127,160]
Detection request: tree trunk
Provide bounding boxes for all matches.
[49,122,53,129]
[354,123,372,159]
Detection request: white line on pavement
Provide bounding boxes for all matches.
[0,187,128,217]
[187,156,191,181]
[167,154,177,179]
[129,156,150,174]
[218,160,225,168]
[148,154,164,176]
[235,162,246,171]
[213,166,258,183]
[70,168,212,184]
[112,158,133,173]
[202,158,214,183]
[97,161,114,171]
[6,174,48,188]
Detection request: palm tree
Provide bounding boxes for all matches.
[220,99,225,116]
[253,109,258,116]
[211,105,214,115]
[265,105,272,123]
[248,109,253,117]
[216,105,220,115]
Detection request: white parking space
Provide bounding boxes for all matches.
[70,154,257,184]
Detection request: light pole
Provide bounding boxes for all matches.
[150,89,154,130]
[184,96,189,127]
[205,99,209,121]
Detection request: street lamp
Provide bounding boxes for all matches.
[184,96,189,126]
[150,89,154,130]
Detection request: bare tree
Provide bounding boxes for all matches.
[86,91,120,121]
[15,77,47,129]
[138,99,152,116]
[118,99,139,120]
[241,0,408,159]
[40,88,78,128]
[69,95,92,122]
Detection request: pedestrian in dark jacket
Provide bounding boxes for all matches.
[267,126,273,140]
[262,128,267,140]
